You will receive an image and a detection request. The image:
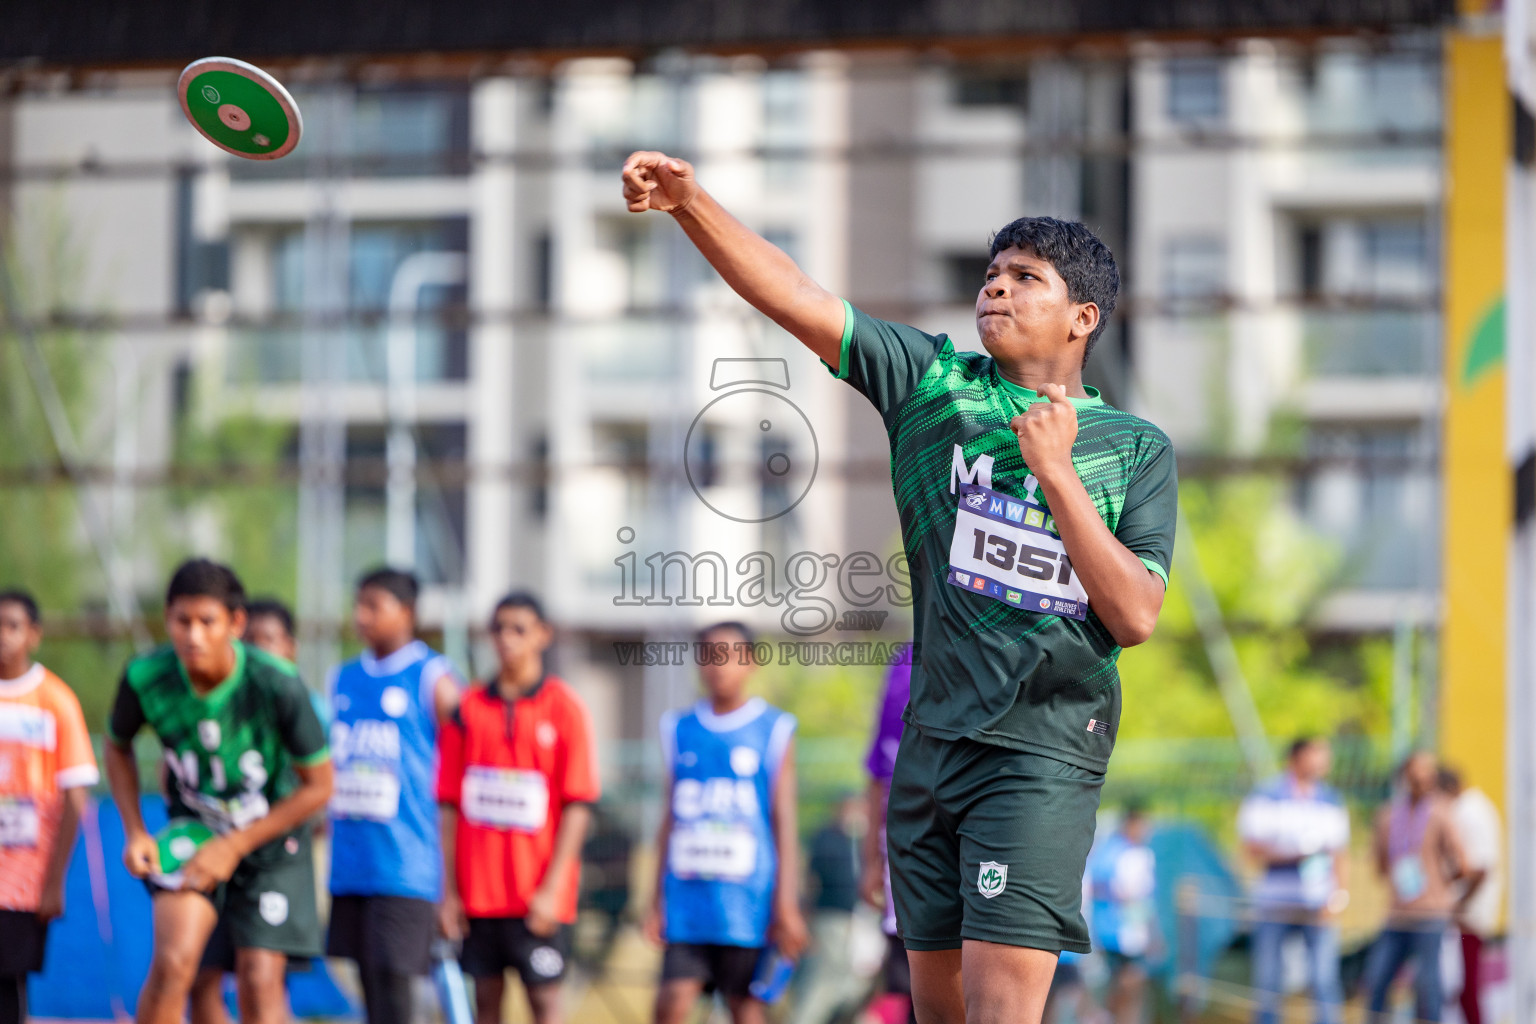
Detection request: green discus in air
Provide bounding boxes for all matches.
[177,57,302,160]
[152,816,216,889]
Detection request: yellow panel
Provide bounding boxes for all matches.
[1440,31,1508,815]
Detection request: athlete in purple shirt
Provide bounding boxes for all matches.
[865,658,911,786]
[862,652,913,1020]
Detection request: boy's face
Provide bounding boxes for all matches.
[354,586,414,653]
[0,601,40,670]
[167,596,244,679]
[1404,752,1438,797]
[245,613,296,662]
[1291,740,1332,783]
[490,605,552,672]
[975,245,1098,368]
[1122,814,1150,845]
[698,627,754,703]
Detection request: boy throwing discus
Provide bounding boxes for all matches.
[104,559,333,1024]
[622,152,1177,1024]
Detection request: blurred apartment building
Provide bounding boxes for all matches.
[1,33,1440,741]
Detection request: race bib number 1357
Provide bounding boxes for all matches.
[947,482,1089,620]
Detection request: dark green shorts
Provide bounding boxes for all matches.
[151,830,321,959]
[887,726,1104,954]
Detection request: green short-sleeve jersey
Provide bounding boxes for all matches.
[108,641,329,861]
[827,301,1178,771]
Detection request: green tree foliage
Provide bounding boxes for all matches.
[168,413,299,605]
[753,646,891,831]
[1117,476,1393,745]
[0,197,137,728]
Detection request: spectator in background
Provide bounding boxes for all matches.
[1439,767,1502,1024]
[439,592,597,1024]
[1363,751,1468,1023]
[645,622,807,1024]
[1237,736,1350,1024]
[1086,804,1158,1024]
[792,794,868,1024]
[328,569,462,1024]
[0,590,99,1024]
[580,803,634,971]
[244,599,298,663]
[859,652,912,1024]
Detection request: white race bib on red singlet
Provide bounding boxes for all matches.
[462,767,549,832]
[0,797,39,847]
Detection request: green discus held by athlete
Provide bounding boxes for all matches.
[103,559,333,1024]
[621,152,1177,1024]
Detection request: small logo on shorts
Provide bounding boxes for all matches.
[259,891,289,925]
[977,861,1008,899]
[1086,719,1109,736]
[528,946,564,978]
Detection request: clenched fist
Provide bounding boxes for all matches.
[1010,383,1078,480]
[122,829,160,879]
[181,834,243,893]
[622,152,698,215]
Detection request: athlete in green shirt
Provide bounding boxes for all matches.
[622,152,1176,1024]
[103,560,333,1024]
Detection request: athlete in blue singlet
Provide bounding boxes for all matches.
[325,568,462,1024]
[646,622,808,1024]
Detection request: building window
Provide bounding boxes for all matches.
[1366,52,1440,133]
[952,73,1029,108]
[341,422,468,586]
[534,232,554,311]
[1299,225,1324,299]
[232,85,471,180]
[1360,219,1430,298]
[530,435,549,520]
[246,218,469,384]
[944,254,993,304]
[592,422,651,528]
[1294,215,1431,301]
[1162,237,1227,301]
[1166,58,1224,124]
[1298,426,1435,590]
[763,70,806,187]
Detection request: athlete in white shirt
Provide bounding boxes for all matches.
[1439,767,1502,1024]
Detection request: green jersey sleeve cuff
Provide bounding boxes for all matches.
[1139,557,1169,588]
[294,747,331,768]
[820,298,855,380]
